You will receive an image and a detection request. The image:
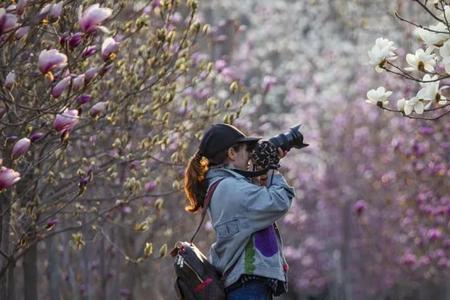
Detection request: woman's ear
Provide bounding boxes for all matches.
[227,147,236,161]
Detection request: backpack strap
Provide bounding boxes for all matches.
[189,178,224,243]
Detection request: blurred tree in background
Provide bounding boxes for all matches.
[201,0,450,299]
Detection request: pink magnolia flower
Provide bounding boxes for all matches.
[90,101,107,117]
[30,132,44,142]
[427,228,442,241]
[84,67,98,83]
[262,75,277,94]
[12,137,31,160]
[81,45,97,58]
[38,49,67,74]
[51,76,71,98]
[152,0,161,9]
[49,2,63,20]
[76,94,92,105]
[215,59,227,72]
[38,4,51,19]
[353,200,367,216]
[4,71,15,90]
[53,109,79,133]
[0,8,17,35]
[101,37,118,61]
[0,166,21,191]
[68,32,83,48]
[16,0,28,15]
[400,252,416,267]
[72,74,85,90]
[79,4,112,33]
[144,181,157,192]
[15,26,29,39]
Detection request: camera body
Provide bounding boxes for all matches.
[250,125,308,170]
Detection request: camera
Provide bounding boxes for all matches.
[250,125,308,171]
[268,124,308,151]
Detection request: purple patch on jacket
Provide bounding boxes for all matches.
[254,225,278,257]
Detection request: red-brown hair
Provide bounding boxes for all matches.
[183,144,245,213]
[184,151,209,213]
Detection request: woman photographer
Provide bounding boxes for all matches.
[183,123,295,300]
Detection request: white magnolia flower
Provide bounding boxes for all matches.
[415,22,449,47]
[417,74,446,105]
[439,39,450,74]
[397,98,424,115]
[405,48,436,72]
[366,87,392,107]
[368,38,397,73]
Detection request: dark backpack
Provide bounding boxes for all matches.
[171,179,226,300]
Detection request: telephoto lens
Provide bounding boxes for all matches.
[268,125,308,151]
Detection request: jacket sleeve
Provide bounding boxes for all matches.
[239,172,295,231]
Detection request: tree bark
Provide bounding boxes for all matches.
[0,192,12,300]
[23,242,37,300]
[46,237,61,300]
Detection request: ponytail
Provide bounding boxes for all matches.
[184,151,209,213]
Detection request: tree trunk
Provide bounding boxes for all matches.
[0,196,7,300]
[8,263,15,300]
[46,237,61,300]
[23,242,37,300]
[0,192,12,300]
[341,202,352,300]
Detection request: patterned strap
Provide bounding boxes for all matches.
[189,178,224,243]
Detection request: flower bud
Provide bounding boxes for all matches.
[427,228,442,241]
[82,45,97,58]
[53,109,79,133]
[16,0,29,15]
[84,67,98,83]
[46,219,58,231]
[262,75,276,94]
[49,2,63,21]
[144,180,157,192]
[4,71,15,90]
[353,200,366,216]
[0,166,21,191]
[72,74,85,90]
[215,59,226,73]
[12,137,31,160]
[90,101,108,117]
[76,94,92,105]
[15,26,29,40]
[0,9,17,35]
[30,132,45,142]
[51,76,71,98]
[101,37,119,61]
[68,32,83,48]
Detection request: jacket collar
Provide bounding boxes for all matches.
[205,166,248,181]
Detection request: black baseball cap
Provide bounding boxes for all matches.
[198,123,260,159]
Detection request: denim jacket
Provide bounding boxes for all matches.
[205,167,295,288]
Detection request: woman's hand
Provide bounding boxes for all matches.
[257,148,287,186]
[277,147,288,159]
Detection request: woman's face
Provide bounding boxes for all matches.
[228,144,250,170]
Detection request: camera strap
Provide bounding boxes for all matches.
[230,167,274,178]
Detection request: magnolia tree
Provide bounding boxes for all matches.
[0,1,250,299]
[367,0,450,120]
